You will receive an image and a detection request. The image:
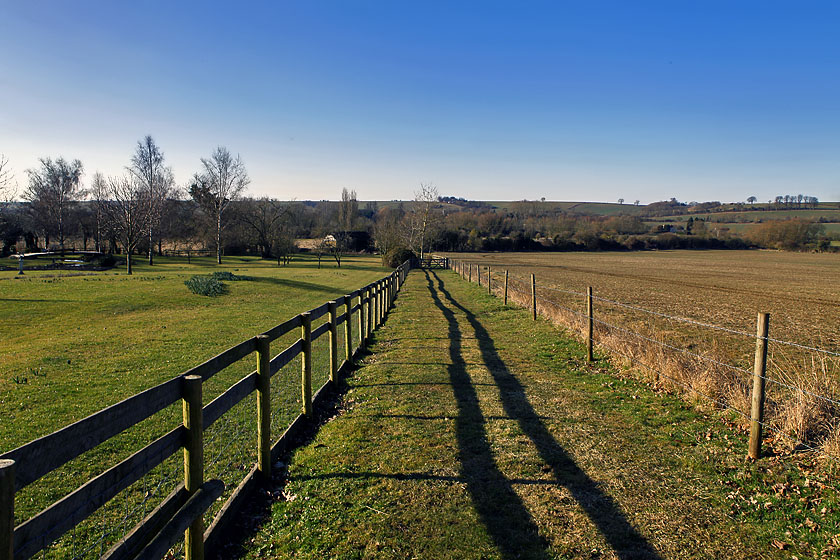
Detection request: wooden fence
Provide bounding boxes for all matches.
[0,262,411,560]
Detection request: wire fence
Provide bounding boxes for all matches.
[453,261,840,461]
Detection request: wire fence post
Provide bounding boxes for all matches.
[749,312,770,460]
[503,270,508,305]
[0,459,14,560]
[255,335,271,478]
[344,295,352,362]
[328,301,338,383]
[182,374,204,560]
[531,273,537,321]
[300,312,312,418]
[586,287,594,362]
[488,266,492,294]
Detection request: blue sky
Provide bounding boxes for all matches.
[1,1,838,203]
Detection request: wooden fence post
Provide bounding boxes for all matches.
[359,290,366,348]
[0,459,14,560]
[531,273,537,321]
[344,295,352,362]
[300,312,312,418]
[255,335,271,478]
[367,286,374,335]
[182,375,204,560]
[478,266,482,286]
[586,287,594,362]
[749,312,770,460]
[487,266,492,294]
[504,270,508,305]
[469,264,472,282]
[328,301,337,383]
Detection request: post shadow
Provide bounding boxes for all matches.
[423,271,552,559]
[427,270,663,560]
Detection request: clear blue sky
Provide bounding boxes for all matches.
[1,1,838,203]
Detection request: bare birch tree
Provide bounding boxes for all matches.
[129,135,174,265]
[0,154,16,204]
[189,147,250,264]
[24,157,84,251]
[89,171,109,252]
[408,182,439,260]
[104,175,147,274]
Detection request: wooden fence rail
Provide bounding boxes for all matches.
[0,261,411,560]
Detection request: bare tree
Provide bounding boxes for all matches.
[24,157,83,251]
[189,146,250,264]
[104,175,147,274]
[129,136,174,265]
[408,182,439,260]
[238,197,294,258]
[338,188,358,232]
[372,205,404,255]
[89,171,109,252]
[0,154,16,203]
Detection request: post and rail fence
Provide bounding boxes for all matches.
[445,257,838,463]
[0,261,411,560]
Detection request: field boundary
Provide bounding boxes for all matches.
[447,258,840,462]
[0,262,411,560]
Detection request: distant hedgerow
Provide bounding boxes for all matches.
[185,275,228,297]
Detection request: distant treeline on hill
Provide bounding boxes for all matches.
[1,192,836,261]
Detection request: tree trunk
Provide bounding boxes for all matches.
[126,252,132,275]
[216,213,222,264]
[148,227,154,265]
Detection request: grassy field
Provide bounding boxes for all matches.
[237,269,838,559]
[0,254,389,557]
[444,250,840,457]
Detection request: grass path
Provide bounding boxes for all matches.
[239,269,797,559]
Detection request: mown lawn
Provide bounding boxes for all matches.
[1,254,391,553]
[237,269,838,559]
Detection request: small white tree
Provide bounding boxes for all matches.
[189,147,250,264]
[129,135,174,265]
[408,182,439,260]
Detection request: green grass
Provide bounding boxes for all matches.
[238,269,837,559]
[1,254,389,556]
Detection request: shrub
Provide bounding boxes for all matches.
[210,271,251,281]
[382,247,416,268]
[185,275,227,296]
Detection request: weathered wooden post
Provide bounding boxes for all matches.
[531,273,537,321]
[503,270,508,305]
[367,285,374,335]
[478,266,482,286]
[344,295,353,362]
[0,459,14,560]
[586,287,594,363]
[468,264,472,282]
[749,312,770,460]
[255,335,271,478]
[300,312,312,418]
[328,301,338,383]
[182,375,204,560]
[359,290,366,348]
[487,266,491,294]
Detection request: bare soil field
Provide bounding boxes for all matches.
[444,250,840,456]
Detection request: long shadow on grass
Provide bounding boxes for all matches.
[248,276,345,293]
[424,271,552,560]
[427,270,663,560]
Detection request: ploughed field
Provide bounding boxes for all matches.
[443,250,840,455]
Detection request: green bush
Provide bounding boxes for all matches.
[382,247,416,268]
[185,275,228,296]
[210,271,254,282]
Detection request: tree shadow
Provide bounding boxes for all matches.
[424,271,553,559]
[426,269,663,560]
[247,276,342,293]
